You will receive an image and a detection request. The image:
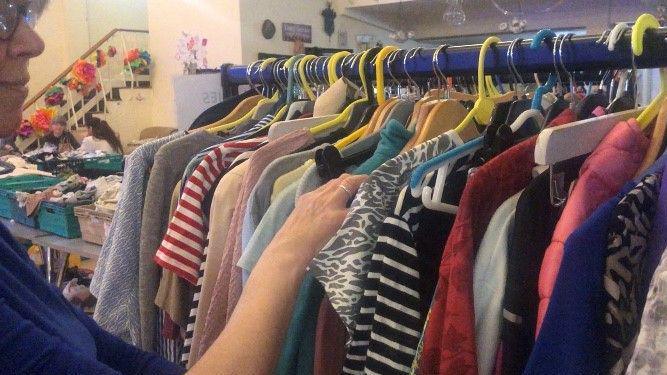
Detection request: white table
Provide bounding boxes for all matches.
[1,218,101,283]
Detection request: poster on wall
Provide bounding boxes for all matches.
[282,23,312,43]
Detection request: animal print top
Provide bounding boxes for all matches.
[309,129,464,335]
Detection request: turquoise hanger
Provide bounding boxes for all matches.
[530,29,557,110]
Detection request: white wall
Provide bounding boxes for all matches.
[147,0,243,129]
[239,0,425,64]
[86,0,148,42]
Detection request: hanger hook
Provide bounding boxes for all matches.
[508,38,525,94]
[559,33,577,104]
[313,56,328,85]
[551,34,565,93]
[433,44,451,95]
[273,59,287,91]
[246,60,262,96]
[386,49,402,96]
[403,47,422,94]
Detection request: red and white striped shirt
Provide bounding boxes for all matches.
[154,137,266,284]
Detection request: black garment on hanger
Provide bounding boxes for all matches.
[501,155,587,375]
[544,98,570,125]
[189,89,258,130]
[575,92,609,120]
[607,94,636,113]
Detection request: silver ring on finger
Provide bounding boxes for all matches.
[338,184,352,200]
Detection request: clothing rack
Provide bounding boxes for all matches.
[221,29,667,89]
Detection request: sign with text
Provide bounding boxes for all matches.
[173,72,222,130]
[282,23,312,43]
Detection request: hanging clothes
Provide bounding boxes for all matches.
[310,126,466,337]
[536,119,650,334]
[473,191,521,375]
[627,246,667,373]
[139,131,226,351]
[185,160,251,366]
[525,173,660,374]
[417,117,561,374]
[199,129,316,355]
[91,132,184,345]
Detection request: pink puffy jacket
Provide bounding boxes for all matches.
[535,119,649,334]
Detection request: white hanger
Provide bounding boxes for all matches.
[421,151,474,214]
[268,114,337,140]
[606,23,630,52]
[534,107,643,165]
[510,108,546,133]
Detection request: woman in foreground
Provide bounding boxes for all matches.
[0,1,366,373]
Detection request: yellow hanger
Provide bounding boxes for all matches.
[334,126,367,149]
[485,75,500,96]
[206,59,278,133]
[632,13,667,129]
[327,51,351,85]
[453,36,500,134]
[375,46,399,105]
[310,50,371,136]
[363,46,400,136]
[298,55,317,101]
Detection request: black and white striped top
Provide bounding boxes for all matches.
[343,186,427,375]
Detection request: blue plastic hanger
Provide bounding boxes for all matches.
[530,29,557,110]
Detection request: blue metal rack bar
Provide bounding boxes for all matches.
[222,29,667,86]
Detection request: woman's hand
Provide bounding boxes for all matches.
[270,173,368,270]
[190,174,368,375]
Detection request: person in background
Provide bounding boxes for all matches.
[42,115,79,152]
[79,117,123,154]
[0,1,367,374]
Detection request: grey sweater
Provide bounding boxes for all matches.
[91,132,184,345]
[138,131,223,351]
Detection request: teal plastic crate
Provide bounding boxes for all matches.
[0,175,63,221]
[37,202,89,238]
[36,155,123,176]
[0,190,13,219]
[82,154,124,173]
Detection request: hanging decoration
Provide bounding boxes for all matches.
[107,46,117,58]
[15,106,59,153]
[176,32,208,74]
[321,2,336,41]
[389,1,416,42]
[44,86,66,107]
[28,107,58,136]
[443,0,466,26]
[125,48,152,74]
[93,48,107,68]
[60,59,99,96]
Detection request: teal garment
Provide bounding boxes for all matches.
[275,275,324,375]
[353,119,413,175]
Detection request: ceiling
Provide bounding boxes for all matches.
[345,0,654,38]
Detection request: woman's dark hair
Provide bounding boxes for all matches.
[86,117,124,154]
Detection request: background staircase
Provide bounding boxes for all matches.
[22,29,153,147]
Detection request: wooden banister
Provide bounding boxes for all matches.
[23,28,149,110]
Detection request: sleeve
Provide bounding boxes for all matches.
[71,305,186,375]
[0,298,121,374]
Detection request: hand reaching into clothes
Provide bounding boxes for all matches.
[273,173,369,270]
[191,173,368,375]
